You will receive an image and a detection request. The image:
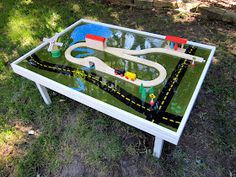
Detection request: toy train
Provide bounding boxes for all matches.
[115,68,125,77]
[114,68,136,81]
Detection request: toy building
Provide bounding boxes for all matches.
[85,34,107,50]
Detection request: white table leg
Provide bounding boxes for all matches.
[153,136,164,158]
[35,83,52,105]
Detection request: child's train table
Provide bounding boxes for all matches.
[11,19,216,158]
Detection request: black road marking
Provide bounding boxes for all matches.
[146,46,198,127]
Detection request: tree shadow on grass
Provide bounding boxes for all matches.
[0,0,118,63]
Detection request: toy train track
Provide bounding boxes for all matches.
[25,46,197,130]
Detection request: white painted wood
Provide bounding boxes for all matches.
[187,41,215,50]
[35,83,52,105]
[153,136,164,158]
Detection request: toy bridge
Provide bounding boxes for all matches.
[165,35,188,51]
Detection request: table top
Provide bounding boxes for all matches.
[12,19,215,143]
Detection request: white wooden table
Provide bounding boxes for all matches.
[11,19,216,158]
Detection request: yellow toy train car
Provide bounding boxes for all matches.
[125,71,136,81]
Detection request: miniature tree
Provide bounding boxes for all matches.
[139,83,144,94]
[149,86,154,94]
[141,88,147,103]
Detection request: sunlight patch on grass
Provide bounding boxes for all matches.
[6,10,36,46]
[0,126,24,160]
[72,4,81,13]
[137,26,144,31]
[0,121,41,177]
[172,12,195,23]
[20,0,33,5]
[0,60,4,71]
[111,12,119,20]
[0,121,40,164]
[57,27,65,33]
[46,12,61,30]
[110,11,120,23]
[212,57,220,65]
[0,127,23,146]
[83,16,99,21]
[0,74,11,82]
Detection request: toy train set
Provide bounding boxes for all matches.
[114,68,137,81]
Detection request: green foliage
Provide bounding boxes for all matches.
[139,83,144,94]
[149,86,154,94]
[141,88,147,102]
